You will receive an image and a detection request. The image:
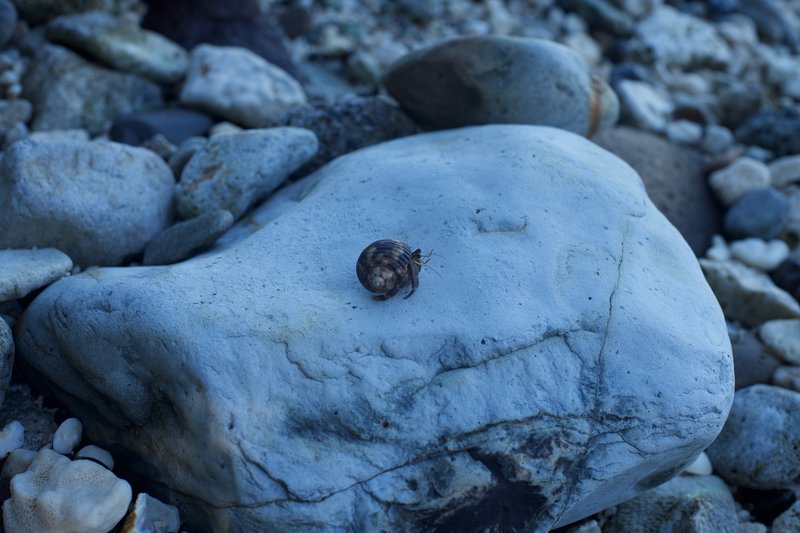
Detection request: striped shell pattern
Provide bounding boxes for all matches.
[356,240,422,301]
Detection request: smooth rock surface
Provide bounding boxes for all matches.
[770,155,800,189]
[179,44,306,128]
[0,248,73,301]
[121,493,181,533]
[0,139,175,267]
[22,45,162,135]
[383,36,619,136]
[729,238,790,271]
[0,420,23,459]
[772,365,800,392]
[52,417,82,455]
[730,324,782,389]
[603,475,738,533]
[699,259,800,327]
[708,157,771,207]
[176,127,317,220]
[683,451,713,476]
[16,125,733,531]
[759,319,800,365]
[47,11,189,84]
[706,385,800,489]
[2,448,132,533]
[616,79,672,132]
[76,445,113,470]
[143,210,234,265]
[0,448,36,478]
[723,188,790,240]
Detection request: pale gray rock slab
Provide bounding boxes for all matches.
[16,125,733,531]
[616,79,672,132]
[0,319,12,409]
[0,139,175,267]
[179,44,307,128]
[758,319,800,364]
[175,127,318,220]
[0,248,73,301]
[143,210,234,265]
[603,475,738,533]
[22,45,163,135]
[698,259,800,327]
[706,384,800,489]
[626,6,731,68]
[709,157,771,207]
[383,36,619,136]
[47,11,189,84]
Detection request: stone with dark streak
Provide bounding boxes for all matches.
[16,126,732,531]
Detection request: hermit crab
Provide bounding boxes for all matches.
[356,239,434,300]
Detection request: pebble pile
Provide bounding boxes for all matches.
[0,0,796,531]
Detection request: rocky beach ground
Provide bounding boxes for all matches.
[0,0,799,531]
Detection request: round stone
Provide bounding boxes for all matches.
[723,188,789,240]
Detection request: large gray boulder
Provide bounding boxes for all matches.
[16,125,733,532]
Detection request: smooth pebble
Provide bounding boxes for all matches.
[723,188,790,240]
[0,248,73,302]
[759,319,800,365]
[0,421,24,459]
[708,157,771,207]
[729,238,790,271]
[76,445,114,470]
[52,417,82,455]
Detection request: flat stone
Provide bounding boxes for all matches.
[729,324,782,389]
[699,259,800,327]
[758,319,800,365]
[707,384,800,489]
[143,210,234,265]
[0,139,174,267]
[708,157,771,207]
[17,125,733,531]
[0,248,73,301]
[22,45,163,135]
[179,44,306,128]
[616,79,672,132]
[175,127,317,220]
[110,107,213,146]
[27,128,89,143]
[723,188,790,240]
[729,238,790,271]
[604,475,738,533]
[270,96,418,176]
[383,36,619,136]
[593,126,722,256]
[773,366,800,393]
[769,155,800,189]
[47,11,189,84]
[625,6,731,68]
[141,0,298,79]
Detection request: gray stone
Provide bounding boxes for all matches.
[769,155,800,189]
[270,96,419,176]
[699,124,735,154]
[0,248,73,301]
[383,36,619,136]
[626,6,731,68]
[699,259,800,327]
[27,128,89,143]
[729,324,782,389]
[665,119,703,145]
[604,475,738,533]
[709,157,771,207]
[0,0,17,48]
[179,44,306,128]
[724,188,790,240]
[772,366,800,393]
[17,125,733,531]
[22,45,162,135]
[736,107,800,157]
[0,139,174,267]
[52,417,82,455]
[0,319,12,409]
[729,238,789,271]
[560,0,635,35]
[176,127,317,220]
[47,11,189,85]
[0,99,32,136]
[616,79,672,132]
[707,385,800,489]
[12,0,113,24]
[143,210,234,265]
[168,135,206,177]
[772,501,800,533]
[759,319,800,365]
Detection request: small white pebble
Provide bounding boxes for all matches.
[0,448,36,478]
[729,238,790,271]
[682,451,713,475]
[0,421,24,460]
[52,417,82,455]
[708,157,771,206]
[706,234,731,261]
[76,445,114,470]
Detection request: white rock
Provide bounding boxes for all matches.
[52,417,82,454]
[769,155,800,189]
[709,157,771,207]
[27,128,90,143]
[0,248,73,301]
[120,493,180,533]
[699,259,800,327]
[683,451,713,475]
[706,235,731,261]
[180,44,307,128]
[17,125,733,531]
[0,448,37,478]
[759,319,800,365]
[76,445,113,470]
[617,80,673,132]
[772,365,800,392]
[729,238,790,271]
[0,421,24,459]
[665,119,703,145]
[2,448,132,533]
[176,127,318,220]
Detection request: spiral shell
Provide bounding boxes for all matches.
[356,240,422,301]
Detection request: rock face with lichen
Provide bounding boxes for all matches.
[16,125,733,532]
